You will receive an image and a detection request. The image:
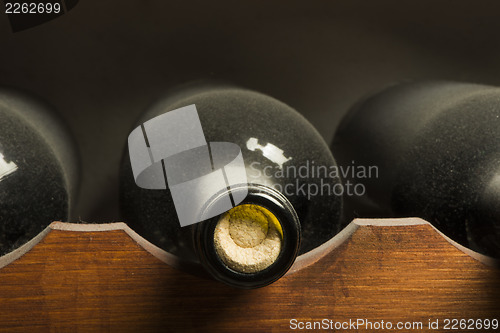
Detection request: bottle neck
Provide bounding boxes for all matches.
[193,184,301,288]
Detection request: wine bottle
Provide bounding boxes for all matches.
[120,83,342,287]
[0,86,79,255]
[332,81,500,257]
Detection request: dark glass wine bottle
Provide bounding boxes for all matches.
[120,83,342,288]
[332,81,500,257]
[0,86,79,255]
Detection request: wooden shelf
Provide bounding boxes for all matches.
[0,218,498,332]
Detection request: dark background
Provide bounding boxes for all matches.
[1,0,500,222]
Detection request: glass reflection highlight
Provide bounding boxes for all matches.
[0,152,18,182]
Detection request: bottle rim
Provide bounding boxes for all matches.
[193,184,301,289]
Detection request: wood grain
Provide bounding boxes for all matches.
[0,218,498,332]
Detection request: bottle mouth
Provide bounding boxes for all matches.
[193,184,301,289]
[214,203,284,274]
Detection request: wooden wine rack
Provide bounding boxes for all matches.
[0,218,498,332]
